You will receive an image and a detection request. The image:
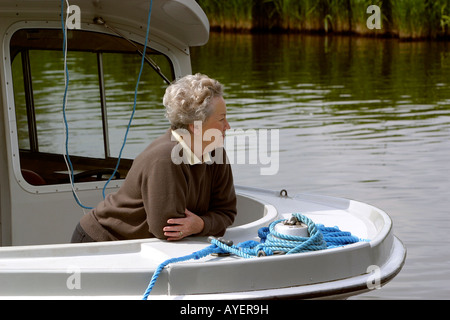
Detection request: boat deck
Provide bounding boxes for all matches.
[0,186,404,299]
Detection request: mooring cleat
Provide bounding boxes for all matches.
[208,236,233,246]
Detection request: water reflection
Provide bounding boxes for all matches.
[192,33,450,153]
[13,49,170,158]
[191,33,450,299]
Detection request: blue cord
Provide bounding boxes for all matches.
[61,0,154,208]
[61,0,93,210]
[102,0,154,199]
[142,244,224,300]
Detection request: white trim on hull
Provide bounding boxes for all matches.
[0,186,406,300]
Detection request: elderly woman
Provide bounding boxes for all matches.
[71,73,236,242]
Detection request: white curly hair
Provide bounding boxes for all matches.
[163,73,224,130]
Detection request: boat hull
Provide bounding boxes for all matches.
[0,186,406,299]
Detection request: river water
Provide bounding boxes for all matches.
[14,32,450,299]
[191,33,450,299]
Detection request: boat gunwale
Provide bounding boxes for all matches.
[0,186,393,258]
[150,236,407,300]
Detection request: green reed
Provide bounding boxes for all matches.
[391,0,450,38]
[196,0,253,30]
[196,0,450,39]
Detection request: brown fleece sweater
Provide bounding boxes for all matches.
[80,129,237,241]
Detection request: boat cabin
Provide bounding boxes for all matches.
[0,0,209,245]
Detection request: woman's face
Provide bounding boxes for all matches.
[203,96,230,135]
[200,96,230,152]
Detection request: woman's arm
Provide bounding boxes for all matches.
[142,158,188,239]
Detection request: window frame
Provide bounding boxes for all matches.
[4,21,174,194]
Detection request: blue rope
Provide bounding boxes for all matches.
[61,0,154,208]
[318,224,365,248]
[142,244,225,300]
[61,0,93,210]
[102,0,154,199]
[142,213,366,299]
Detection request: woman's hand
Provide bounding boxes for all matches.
[163,208,205,241]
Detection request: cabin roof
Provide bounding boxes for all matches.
[0,0,209,49]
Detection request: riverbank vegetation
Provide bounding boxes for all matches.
[196,0,450,39]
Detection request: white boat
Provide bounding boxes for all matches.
[0,0,406,299]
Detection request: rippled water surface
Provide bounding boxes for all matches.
[15,32,450,299]
[191,33,450,299]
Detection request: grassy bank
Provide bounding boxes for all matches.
[196,0,450,39]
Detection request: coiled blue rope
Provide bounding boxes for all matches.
[142,213,366,299]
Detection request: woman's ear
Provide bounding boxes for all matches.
[188,123,194,134]
[189,121,202,136]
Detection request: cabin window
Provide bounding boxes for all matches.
[10,28,173,186]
